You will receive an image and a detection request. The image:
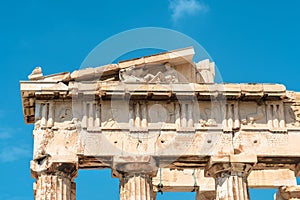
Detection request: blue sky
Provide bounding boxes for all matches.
[0,0,300,199]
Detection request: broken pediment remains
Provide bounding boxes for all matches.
[26,47,215,84]
[20,47,300,200]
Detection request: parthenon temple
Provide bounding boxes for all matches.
[20,47,300,199]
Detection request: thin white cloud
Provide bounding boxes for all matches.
[169,0,208,22]
[0,146,31,162]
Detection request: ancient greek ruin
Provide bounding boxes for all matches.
[20,47,300,199]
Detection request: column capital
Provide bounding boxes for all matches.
[205,155,257,178]
[119,173,154,200]
[205,156,255,200]
[112,168,157,180]
[32,161,78,199]
[205,162,254,179]
[275,186,300,200]
[112,157,158,200]
[112,155,158,178]
[31,160,78,179]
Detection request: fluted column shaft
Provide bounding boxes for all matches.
[206,163,253,200]
[215,171,249,200]
[34,172,75,200]
[120,174,153,200]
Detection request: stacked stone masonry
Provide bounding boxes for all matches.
[20,47,300,200]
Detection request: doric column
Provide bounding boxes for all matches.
[113,156,157,200]
[206,162,253,200]
[120,173,154,200]
[153,192,157,200]
[274,186,300,200]
[34,173,72,200]
[32,162,77,200]
[71,181,76,200]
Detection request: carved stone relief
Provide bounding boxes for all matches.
[290,103,300,127]
[199,108,218,127]
[148,103,167,124]
[101,101,129,129]
[58,107,72,122]
[198,102,223,129]
[119,64,179,83]
[240,102,267,129]
[195,59,215,83]
[102,118,118,128]
[241,104,266,126]
[52,102,79,130]
[137,101,176,129]
[35,99,292,134]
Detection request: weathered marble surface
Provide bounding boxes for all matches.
[20,47,300,200]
